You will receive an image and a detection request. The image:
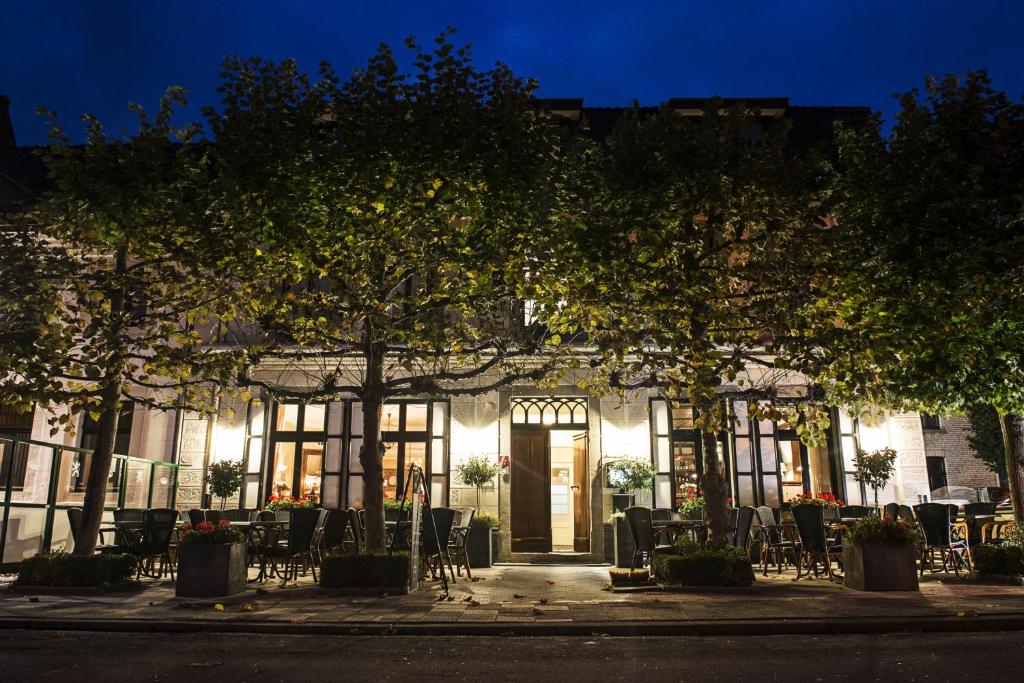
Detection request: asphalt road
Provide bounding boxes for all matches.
[0,630,1020,682]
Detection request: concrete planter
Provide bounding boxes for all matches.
[466,525,495,569]
[175,542,248,598]
[843,543,919,592]
[613,518,636,569]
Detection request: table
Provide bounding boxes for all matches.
[653,519,707,546]
[233,521,289,582]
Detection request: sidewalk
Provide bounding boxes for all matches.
[2,565,1023,635]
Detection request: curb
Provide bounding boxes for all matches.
[3,613,1024,637]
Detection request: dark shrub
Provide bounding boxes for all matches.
[320,552,410,589]
[15,552,136,587]
[973,544,1024,576]
[653,539,755,587]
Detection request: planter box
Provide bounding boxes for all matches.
[603,523,615,564]
[466,526,494,569]
[176,542,248,598]
[613,518,636,569]
[320,552,412,594]
[843,543,919,592]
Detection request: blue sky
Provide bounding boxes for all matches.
[3,1,1022,144]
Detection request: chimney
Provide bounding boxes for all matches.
[0,95,16,148]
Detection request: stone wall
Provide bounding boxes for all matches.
[922,415,999,490]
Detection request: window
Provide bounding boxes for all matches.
[921,414,942,431]
[926,456,948,493]
[382,402,431,501]
[650,399,727,509]
[268,403,325,501]
[0,404,33,490]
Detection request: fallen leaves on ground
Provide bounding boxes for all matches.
[545,580,556,585]
[213,603,225,612]
[241,603,256,612]
[512,593,526,599]
[538,598,548,604]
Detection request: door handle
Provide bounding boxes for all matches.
[570,485,580,491]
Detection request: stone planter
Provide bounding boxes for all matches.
[611,492,633,513]
[466,525,495,569]
[843,543,919,592]
[176,542,248,598]
[614,518,636,569]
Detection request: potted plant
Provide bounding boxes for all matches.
[842,514,919,591]
[788,492,845,510]
[383,498,408,522]
[606,458,656,510]
[610,511,635,568]
[175,520,248,598]
[677,484,705,520]
[205,459,246,510]
[266,494,318,520]
[456,455,501,510]
[466,512,499,568]
[853,447,898,512]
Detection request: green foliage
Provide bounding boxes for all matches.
[853,447,898,505]
[319,552,410,589]
[846,514,917,548]
[205,460,246,507]
[967,404,1006,476]
[179,520,246,545]
[14,552,136,587]
[652,538,755,587]
[470,512,499,529]
[606,458,655,492]
[265,495,317,511]
[973,544,1024,577]
[456,456,501,488]
[383,498,407,512]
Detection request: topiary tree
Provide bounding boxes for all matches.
[606,458,656,503]
[456,455,501,510]
[853,447,898,511]
[205,459,246,510]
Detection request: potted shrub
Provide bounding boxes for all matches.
[606,458,656,510]
[611,511,635,568]
[456,455,501,510]
[13,552,136,591]
[384,498,408,522]
[853,447,898,512]
[175,520,248,598]
[466,512,499,568]
[205,459,246,510]
[842,514,919,591]
[652,537,755,587]
[972,527,1024,583]
[677,484,705,520]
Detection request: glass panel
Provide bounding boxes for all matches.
[303,404,326,433]
[526,404,541,424]
[275,404,299,432]
[405,442,427,480]
[123,460,151,508]
[325,439,342,472]
[382,404,401,431]
[655,473,672,508]
[839,410,854,434]
[733,401,749,435]
[542,404,557,425]
[762,475,780,508]
[672,441,699,504]
[572,403,586,424]
[432,403,447,436]
[431,438,445,474]
[841,436,858,471]
[652,401,669,434]
[247,438,263,473]
[759,437,777,472]
[656,437,671,473]
[151,466,175,508]
[758,418,774,435]
[778,440,802,487]
[248,401,265,435]
[382,442,399,500]
[405,404,428,431]
[737,476,755,507]
[243,480,259,510]
[807,445,833,495]
[347,476,363,508]
[270,442,295,499]
[299,442,323,499]
[671,405,694,429]
[557,402,572,424]
[845,475,863,505]
[734,438,752,472]
[56,449,120,506]
[430,479,445,508]
[327,402,344,435]
[348,438,363,472]
[512,404,526,424]
[350,402,363,436]
[322,474,340,508]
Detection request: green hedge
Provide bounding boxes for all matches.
[973,544,1024,577]
[14,552,136,587]
[652,540,755,587]
[320,552,410,589]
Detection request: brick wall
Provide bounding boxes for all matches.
[922,415,999,489]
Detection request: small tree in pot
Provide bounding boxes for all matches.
[606,459,656,505]
[205,460,246,510]
[854,447,898,511]
[456,456,501,510]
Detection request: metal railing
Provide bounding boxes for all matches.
[0,435,178,564]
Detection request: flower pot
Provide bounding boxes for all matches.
[614,518,636,568]
[491,527,500,564]
[466,525,494,569]
[843,543,919,592]
[611,493,633,513]
[175,542,248,598]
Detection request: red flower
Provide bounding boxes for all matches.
[268,495,278,502]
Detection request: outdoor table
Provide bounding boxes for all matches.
[233,520,289,582]
[653,519,707,546]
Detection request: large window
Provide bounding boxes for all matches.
[926,455,948,493]
[0,404,33,490]
[649,400,727,509]
[267,403,325,501]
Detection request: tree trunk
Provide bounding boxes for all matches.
[700,427,729,549]
[359,343,387,553]
[998,412,1024,524]
[72,386,121,556]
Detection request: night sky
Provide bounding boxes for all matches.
[3,1,1023,145]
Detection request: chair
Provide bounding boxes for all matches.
[266,507,321,582]
[256,510,276,521]
[883,503,900,520]
[422,507,457,581]
[66,508,122,554]
[838,505,873,520]
[792,505,843,579]
[963,502,997,546]
[449,509,475,579]
[317,509,351,562]
[221,509,255,522]
[187,509,205,527]
[729,506,756,554]
[624,506,673,570]
[205,509,222,525]
[755,506,800,576]
[914,503,972,576]
[653,507,675,545]
[130,508,178,579]
[897,505,915,523]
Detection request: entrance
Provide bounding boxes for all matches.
[509,397,590,554]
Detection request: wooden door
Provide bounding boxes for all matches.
[511,431,551,552]
[572,433,590,552]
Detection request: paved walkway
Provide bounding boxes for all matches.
[1,565,1022,631]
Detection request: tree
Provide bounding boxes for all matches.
[0,91,245,554]
[853,447,898,510]
[967,403,1006,477]
[566,102,831,547]
[455,455,501,510]
[202,32,588,551]
[205,459,246,510]
[815,71,1024,521]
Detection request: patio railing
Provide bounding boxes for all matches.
[0,435,178,564]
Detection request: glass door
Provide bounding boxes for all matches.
[267,403,326,503]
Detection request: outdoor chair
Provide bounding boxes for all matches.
[448,508,475,579]
[963,502,997,546]
[256,510,276,521]
[113,508,146,546]
[266,507,321,583]
[204,509,222,525]
[838,505,873,520]
[625,506,673,570]
[755,506,799,576]
[317,509,351,563]
[347,507,364,554]
[221,509,255,522]
[729,506,756,555]
[309,508,329,562]
[653,507,676,545]
[130,508,178,580]
[792,504,843,579]
[66,507,122,554]
[914,503,972,576]
[897,505,915,523]
[187,509,205,527]
[422,507,457,581]
[883,503,900,520]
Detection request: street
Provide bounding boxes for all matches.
[0,629,1020,682]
